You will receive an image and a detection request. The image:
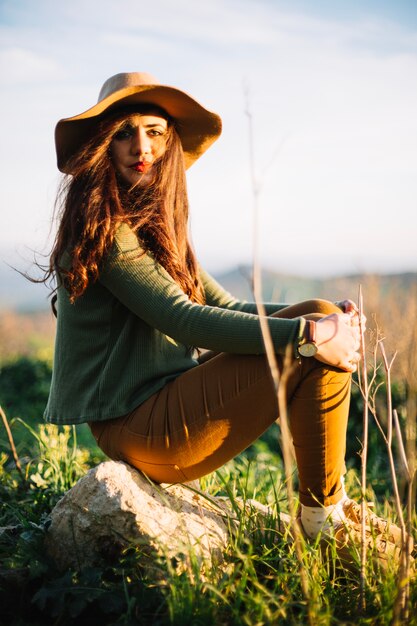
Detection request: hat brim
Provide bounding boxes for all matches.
[55,84,222,173]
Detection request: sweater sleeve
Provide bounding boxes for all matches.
[99,225,303,355]
[199,266,290,315]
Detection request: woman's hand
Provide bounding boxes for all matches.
[335,299,366,329]
[314,312,362,372]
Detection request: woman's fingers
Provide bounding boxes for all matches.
[336,350,361,372]
[314,313,364,371]
[336,299,358,314]
[337,299,367,330]
[347,351,362,372]
[349,311,367,328]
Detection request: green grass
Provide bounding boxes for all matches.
[0,421,416,625]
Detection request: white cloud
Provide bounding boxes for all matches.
[0,46,60,83]
[59,0,278,46]
[0,0,416,276]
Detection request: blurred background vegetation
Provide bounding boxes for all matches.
[0,268,416,625]
[1,268,416,498]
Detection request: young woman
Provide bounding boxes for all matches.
[44,72,403,559]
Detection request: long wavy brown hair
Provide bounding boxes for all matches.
[45,107,205,307]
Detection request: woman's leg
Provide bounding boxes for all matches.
[90,299,350,507]
[264,299,351,507]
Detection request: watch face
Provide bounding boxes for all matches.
[298,342,318,358]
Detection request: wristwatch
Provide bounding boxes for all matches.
[297,320,318,357]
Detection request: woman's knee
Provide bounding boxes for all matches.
[274,299,341,320]
[298,298,341,317]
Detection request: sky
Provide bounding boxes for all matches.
[0,0,416,278]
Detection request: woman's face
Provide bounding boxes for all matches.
[110,112,169,187]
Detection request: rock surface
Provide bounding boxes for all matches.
[46,461,227,573]
[45,461,291,575]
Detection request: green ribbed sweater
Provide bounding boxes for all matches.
[44,223,304,425]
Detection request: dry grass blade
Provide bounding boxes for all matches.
[357,307,414,623]
[361,338,414,624]
[379,345,407,542]
[0,404,24,479]
[277,350,317,620]
[358,285,369,611]
[244,92,316,624]
[377,352,416,625]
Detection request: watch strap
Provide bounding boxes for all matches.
[305,320,316,344]
[297,320,318,357]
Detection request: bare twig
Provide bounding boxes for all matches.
[277,350,315,618]
[0,404,24,479]
[244,90,316,625]
[378,349,414,626]
[403,444,415,625]
[393,410,410,478]
[379,345,407,539]
[357,319,414,622]
[358,286,368,611]
[244,92,280,386]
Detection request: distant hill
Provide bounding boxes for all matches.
[213,265,417,308]
[1,260,416,365]
[1,255,416,312]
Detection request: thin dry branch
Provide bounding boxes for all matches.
[277,351,316,617]
[0,404,24,479]
[393,409,411,481]
[244,93,316,623]
[379,343,414,625]
[357,312,414,622]
[358,286,369,610]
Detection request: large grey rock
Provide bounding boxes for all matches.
[45,460,290,575]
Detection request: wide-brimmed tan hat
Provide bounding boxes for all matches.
[55,72,222,173]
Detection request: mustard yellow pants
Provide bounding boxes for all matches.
[90,299,351,506]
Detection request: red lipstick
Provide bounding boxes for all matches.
[131,161,151,173]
